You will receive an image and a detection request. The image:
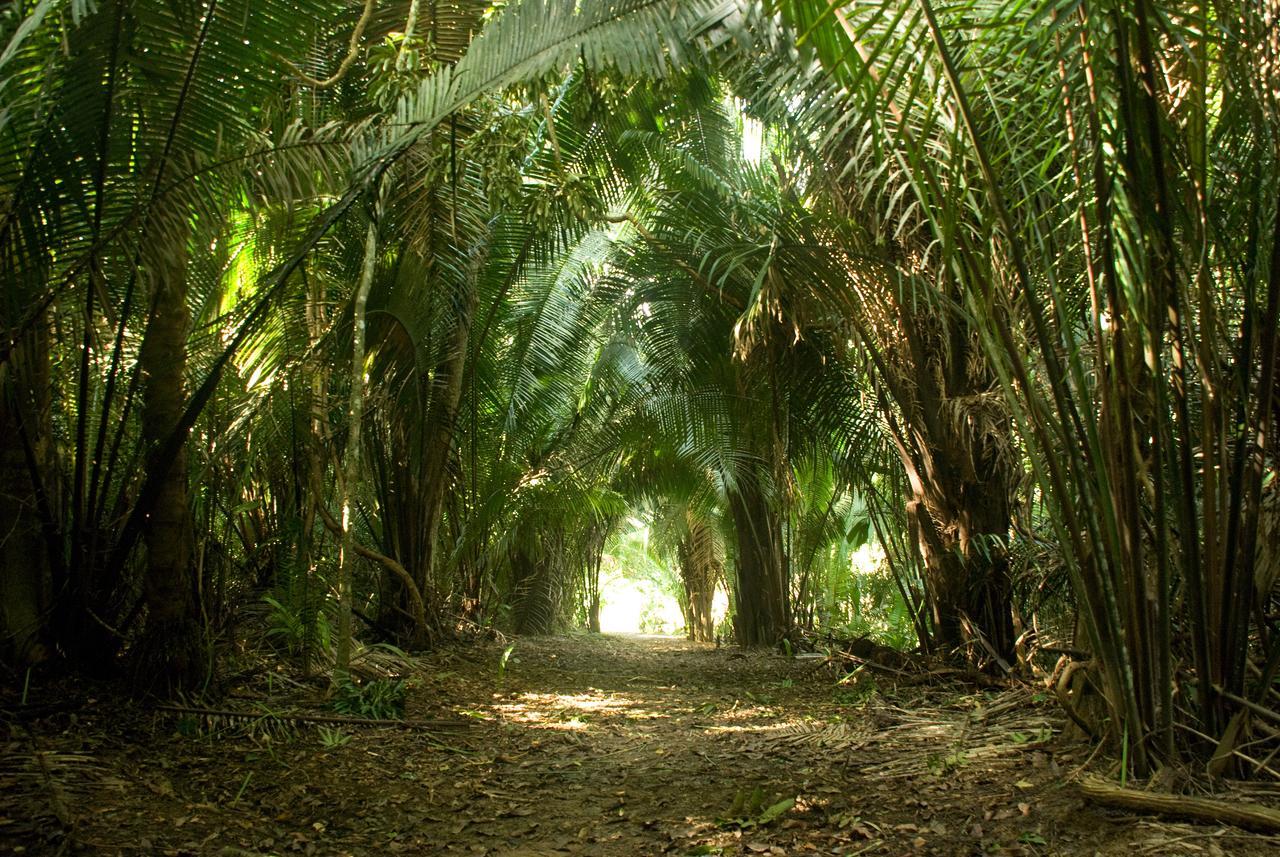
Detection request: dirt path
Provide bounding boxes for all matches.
[5,634,1279,855]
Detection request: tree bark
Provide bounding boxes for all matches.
[677,518,718,643]
[298,263,330,675]
[335,220,380,679]
[587,583,602,633]
[728,474,788,647]
[417,286,475,604]
[0,322,53,664]
[1079,777,1280,833]
[133,227,203,691]
[586,527,605,633]
[378,251,480,643]
[894,403,1015,666]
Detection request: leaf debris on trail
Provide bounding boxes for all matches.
[3,634,1278,855]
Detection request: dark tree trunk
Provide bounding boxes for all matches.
[895,406,1015,666]
[862,273,1017,668]
[728,475,788,647]
[586,531,604,634]
[587,589,602,634]
[511,531,563,636]
[379,267,477,643]
[296,265,330,674]
[0,323,53,664]
[132,238,204,691]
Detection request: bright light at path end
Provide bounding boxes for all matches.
[599,575,682,634]
[598,576,730,636]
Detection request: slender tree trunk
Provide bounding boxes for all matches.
[416,288,475,599]
[335,220,379,680]
[134,227,203,691]
[586,527,605,633]
[297,266,330,675]
[587,573,602,633]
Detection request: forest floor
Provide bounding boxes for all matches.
[4,633,1280,856]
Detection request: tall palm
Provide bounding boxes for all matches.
[767,0,1280,772]
[580,78,896,645]
[0,0,746,682]
[0,0,354,683]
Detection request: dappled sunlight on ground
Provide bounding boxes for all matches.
[11,633,1272,856]
[487,690,648,729]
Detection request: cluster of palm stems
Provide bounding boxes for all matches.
[0,0,1276,777]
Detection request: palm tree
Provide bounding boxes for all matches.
[709,4,1021,666]
[0,0,745,683]
[0,0,356,684]
[767,0,1280,772]
[583,80,901,646]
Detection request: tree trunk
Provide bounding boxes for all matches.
[0,323,53,665]
[863,276,1017,668]
[297,263,330,675]
[335,220,380,679]
[728,474,788,647]
[379,255,480,643]
[511,531,563,636]
[587,584,602,633]
[416,289,475,605]
[677,519,718,643]
[133,229,203,692]
[897,417,1015,667]
[586,531,604,634]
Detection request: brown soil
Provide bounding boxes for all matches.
[3,634,1279,856]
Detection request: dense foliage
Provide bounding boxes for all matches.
[1,0,1276,779]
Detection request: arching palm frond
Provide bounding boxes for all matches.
[764,0,1280,771]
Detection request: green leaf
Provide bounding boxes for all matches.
[756,797,795,826]
[846,517,870,548]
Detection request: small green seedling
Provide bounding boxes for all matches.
[231,771,253,805]
[318,726,351,749]
[333,678,405,719]
[497,643,517,683]
[718,785,796,830]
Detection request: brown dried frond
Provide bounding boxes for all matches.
[1256,481,1280,603]
[939,390,1017,474]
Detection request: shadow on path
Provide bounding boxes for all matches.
[7,633,1263,855]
